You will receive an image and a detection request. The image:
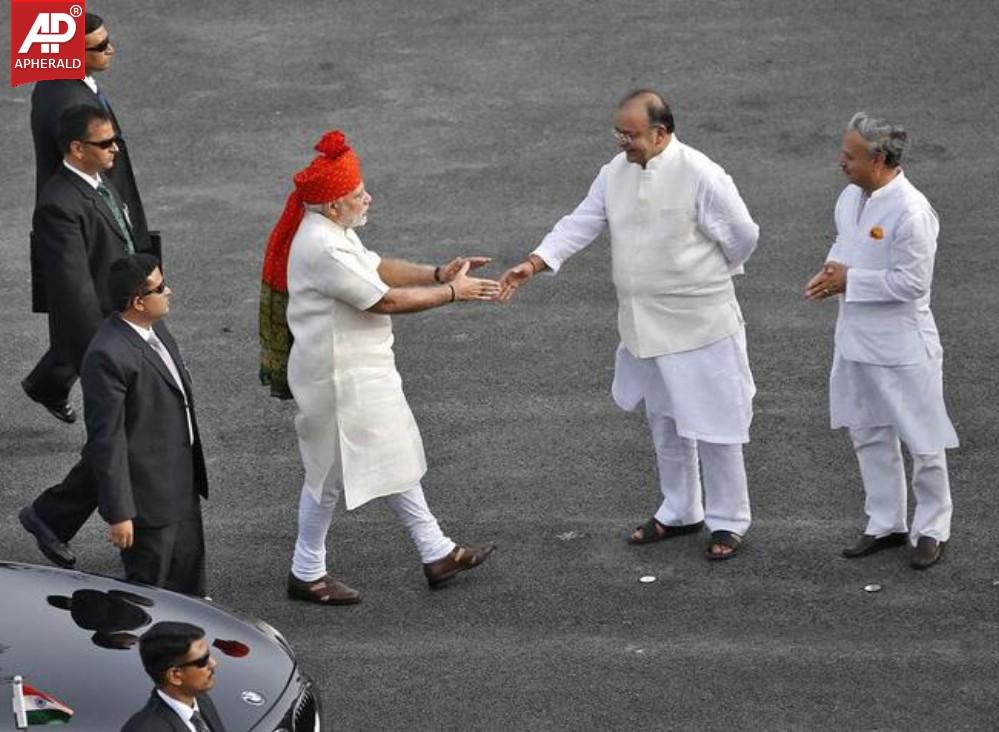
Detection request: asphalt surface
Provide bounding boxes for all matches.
[2,1,998,729]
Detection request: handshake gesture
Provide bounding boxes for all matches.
[436,256,502,301]
[493,254,546,303]
[430,254,544,303]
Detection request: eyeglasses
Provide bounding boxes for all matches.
[612,125,666,144]
[141,280,167,297]
[80,136,119,150]
[86,37,112,53]
[175,650,211,669]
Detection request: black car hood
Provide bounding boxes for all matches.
[0,562,296,730]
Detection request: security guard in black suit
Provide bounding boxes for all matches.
[123,622,227,732]
[25,11,159,423]
[19,105,147,569]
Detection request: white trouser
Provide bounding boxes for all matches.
[849,426,952,545]
[646,410,751,535]
[291,477,455,582]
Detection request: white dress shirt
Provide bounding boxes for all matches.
[62,160,101,189]
[155,690,203,732]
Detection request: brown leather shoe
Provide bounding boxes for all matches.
[910,536,946,570]
[287,573,362,605]
[423,544,495,588]
[842,532,908,558]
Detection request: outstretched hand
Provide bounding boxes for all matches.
[451,260,502,301]
[497,261,535,302]
[440,256,492,283]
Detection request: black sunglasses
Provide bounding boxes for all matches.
[80,136,119,150]
[86,37,112,53]
[141,279,167,297]
[175,650,211,669]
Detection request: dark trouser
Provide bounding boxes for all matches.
[122,508,206,597]
[33,460,97,543]
[25,347,78,405]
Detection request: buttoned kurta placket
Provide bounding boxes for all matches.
[286,215,427,510]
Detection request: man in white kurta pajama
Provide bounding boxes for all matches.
[500,91,759,559]
[806,113,957,569]
[262,131,499,604]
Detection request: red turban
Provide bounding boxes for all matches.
[261,130,363,293]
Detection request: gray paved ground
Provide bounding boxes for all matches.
[2,1,998,729]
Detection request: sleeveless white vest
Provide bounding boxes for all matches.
[606,140,742,358]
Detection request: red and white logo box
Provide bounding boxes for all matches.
[10,0,86,87]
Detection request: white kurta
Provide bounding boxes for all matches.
[534,139,759,443]
[826,172,958,454]
[286,213,427,509]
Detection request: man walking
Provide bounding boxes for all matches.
[261,130,498,604]
[500,90,760,560]
[25,11,157,422]
[805,112,958,569]
[30,12,150,243]
[19,105,145,569]
[30,255,210,594]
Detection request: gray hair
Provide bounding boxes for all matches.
[848,112,908,167]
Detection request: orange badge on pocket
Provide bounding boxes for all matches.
[869,226,884,240]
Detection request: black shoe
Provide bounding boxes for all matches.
[842,532,908,558]
[19,506,76,568]
[21,379,76,424]
[910,536,946,570]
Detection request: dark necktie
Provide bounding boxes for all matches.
[95,86,112,113]
[189,710,211,732]
[96,183,135,254]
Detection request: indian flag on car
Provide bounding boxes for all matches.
[11,678,73,726]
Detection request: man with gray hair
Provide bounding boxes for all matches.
[805,112,958,569]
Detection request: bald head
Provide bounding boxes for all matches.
[613,89,673,167]
[618,89,675,134]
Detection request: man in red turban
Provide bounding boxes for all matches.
[261,131,501,604]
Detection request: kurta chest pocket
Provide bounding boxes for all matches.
[847,228,893,269]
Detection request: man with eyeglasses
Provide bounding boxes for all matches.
[123,621,226,732]
[27,254,210,596]
[499,89,760,560]
[20,104,157,570]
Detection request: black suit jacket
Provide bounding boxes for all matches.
[120,690,226,732]
[31,78,149,247]
[81,316,208,528]
[32,166,135,367]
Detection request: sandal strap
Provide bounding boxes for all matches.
[709,531,741,549]
[634,518,664,541]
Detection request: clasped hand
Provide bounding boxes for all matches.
[805,261,847,301]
